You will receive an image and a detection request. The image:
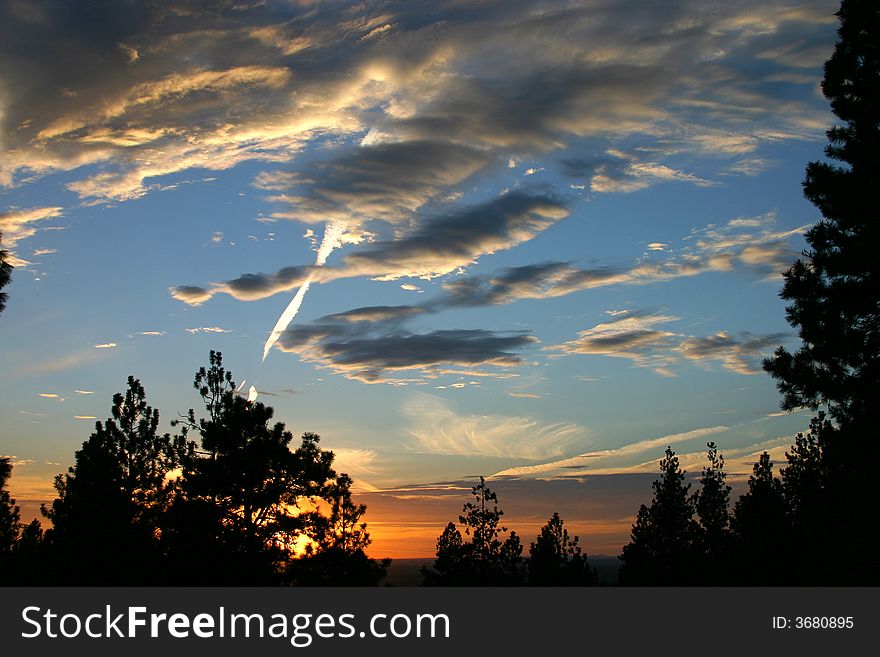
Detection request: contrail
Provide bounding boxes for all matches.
[261,222,344,361]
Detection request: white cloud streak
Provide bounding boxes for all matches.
[491,425,729,478]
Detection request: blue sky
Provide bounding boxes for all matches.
[0,0,838,555]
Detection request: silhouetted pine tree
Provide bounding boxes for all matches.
[421,522,466,586]
[527,512,598,586]
[422,477,525,585]
[730,452,789,585]
[285,473,389,586]
[762,0,880,583]
[0,457,21,583]
[0,231,11,315]
[779,413,838,584]
[619,447,699,585]
[166,351,338,584]
[43,377,187,584]
[692,442,731,584]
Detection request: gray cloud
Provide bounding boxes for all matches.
[438,212,805,306]
[385,63,669,150]
[342,191,568,280]
[2,0,835,197]
[549,310,788,376]
[269,140,493,228]
[550,311,681,374]
[323,305,428,324]
[169,265,315,305]
[171,191,569,303]
[678,331,787,375]
[278,319,537,384]
[4,0,835,346]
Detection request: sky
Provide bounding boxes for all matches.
[0,0,839,558]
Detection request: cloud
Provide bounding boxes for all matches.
[326,447,382,492]
[214,209,800,382]
[439,212,805,306]
[1,0,834,228]
[323,305,429,325]
[168,286,215,306]
[73,415,96,420]
[2,0,833,193]
[548,310,786,376]
[13,350,104,377]
[70,0,826,318]
[185,326,232,334]
[137,331,165,336]
[0,207,63,263]
[173,265,315,305]
[563,149,717,193]
[93,342,117,349]
[678,331,787,374]
[172,192,568,303]
[278,318,537,384]
[74,390,94,395]
[268,140,492,228]
[491,425,730,478]
[252,170,301,191]
[342,192,569,280]
[38,393,64,401]
[403,394,590,459]
[550,311,681,372]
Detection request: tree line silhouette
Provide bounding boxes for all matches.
[0,351,389,586]
[1,0,877,586]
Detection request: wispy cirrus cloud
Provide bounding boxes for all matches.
[403,394,590,460]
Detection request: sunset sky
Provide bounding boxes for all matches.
[0,0,838,558]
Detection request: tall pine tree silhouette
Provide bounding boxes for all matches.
[0,231,11,316]
[422,477,525,585]
[166,351,338,584]
[43,377,187,584]
[528,512,598,586]
[730,453,789,585]
[619,447,698,585]
[763,0,879,583]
